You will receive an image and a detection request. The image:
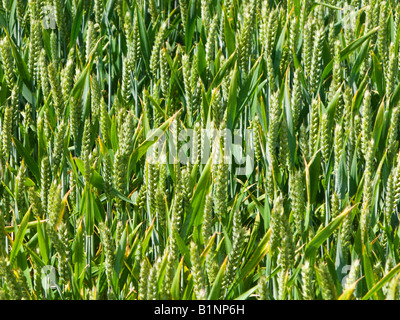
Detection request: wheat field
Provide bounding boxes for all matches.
[0,0,400,300]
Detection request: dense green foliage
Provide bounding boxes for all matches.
[1,0,400,300]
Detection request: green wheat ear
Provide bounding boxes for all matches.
[264,8,278,86]
[190,241,206,300]
[40,49,50,99]
[162,234,179,300]
[302,20,313,80]
[251,114,262,165]
[28,187,44,220]
[29,19,41,83]
[91,77,102,120]
[54,0,67,41]
[150,21,167,77]
[48,62,65,119]
[40,156,51,213]
[52,120,67,176]
[340,208,353,261]
[82,118,92,184]
[182,53,192,118]
[321,113,331,163]
[212,127,229,219]
[268,90,281,167]
[124,11,132,42]
[220,209,247,299]
[333,123,344,178]
[121,57,132,106]
[205,15,218,82]
[159,47,169,100]
[387,106,400,161]
[237,0,257,75]
[15,161,27,214]
[0,37,15,90]
[361,89,372,158]
[279,110,290,170]
[393,152,400,205]
[301,260,314,300]
[130,13,141,67]
[0,257,22,300]
[147,258,161,300]
[1,105,12,159]
[288,16,298,59]
[179,0,188,28]
[378,1,389,67]
[148,0,158,24]
[61,50,75,106]
[277,195,294,272]
[309,97,320,158]
[102,149,113,204]
[290,169,305,235]
[309,24,324,95]
[291,68,301,131]
[201,0,211,32]
[138,257,149,300]
[257,275,272,300]
[99,222,116,298]
[316,262,337,300]
[94,0,104,26]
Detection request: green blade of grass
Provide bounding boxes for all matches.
[9,206,31,267]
